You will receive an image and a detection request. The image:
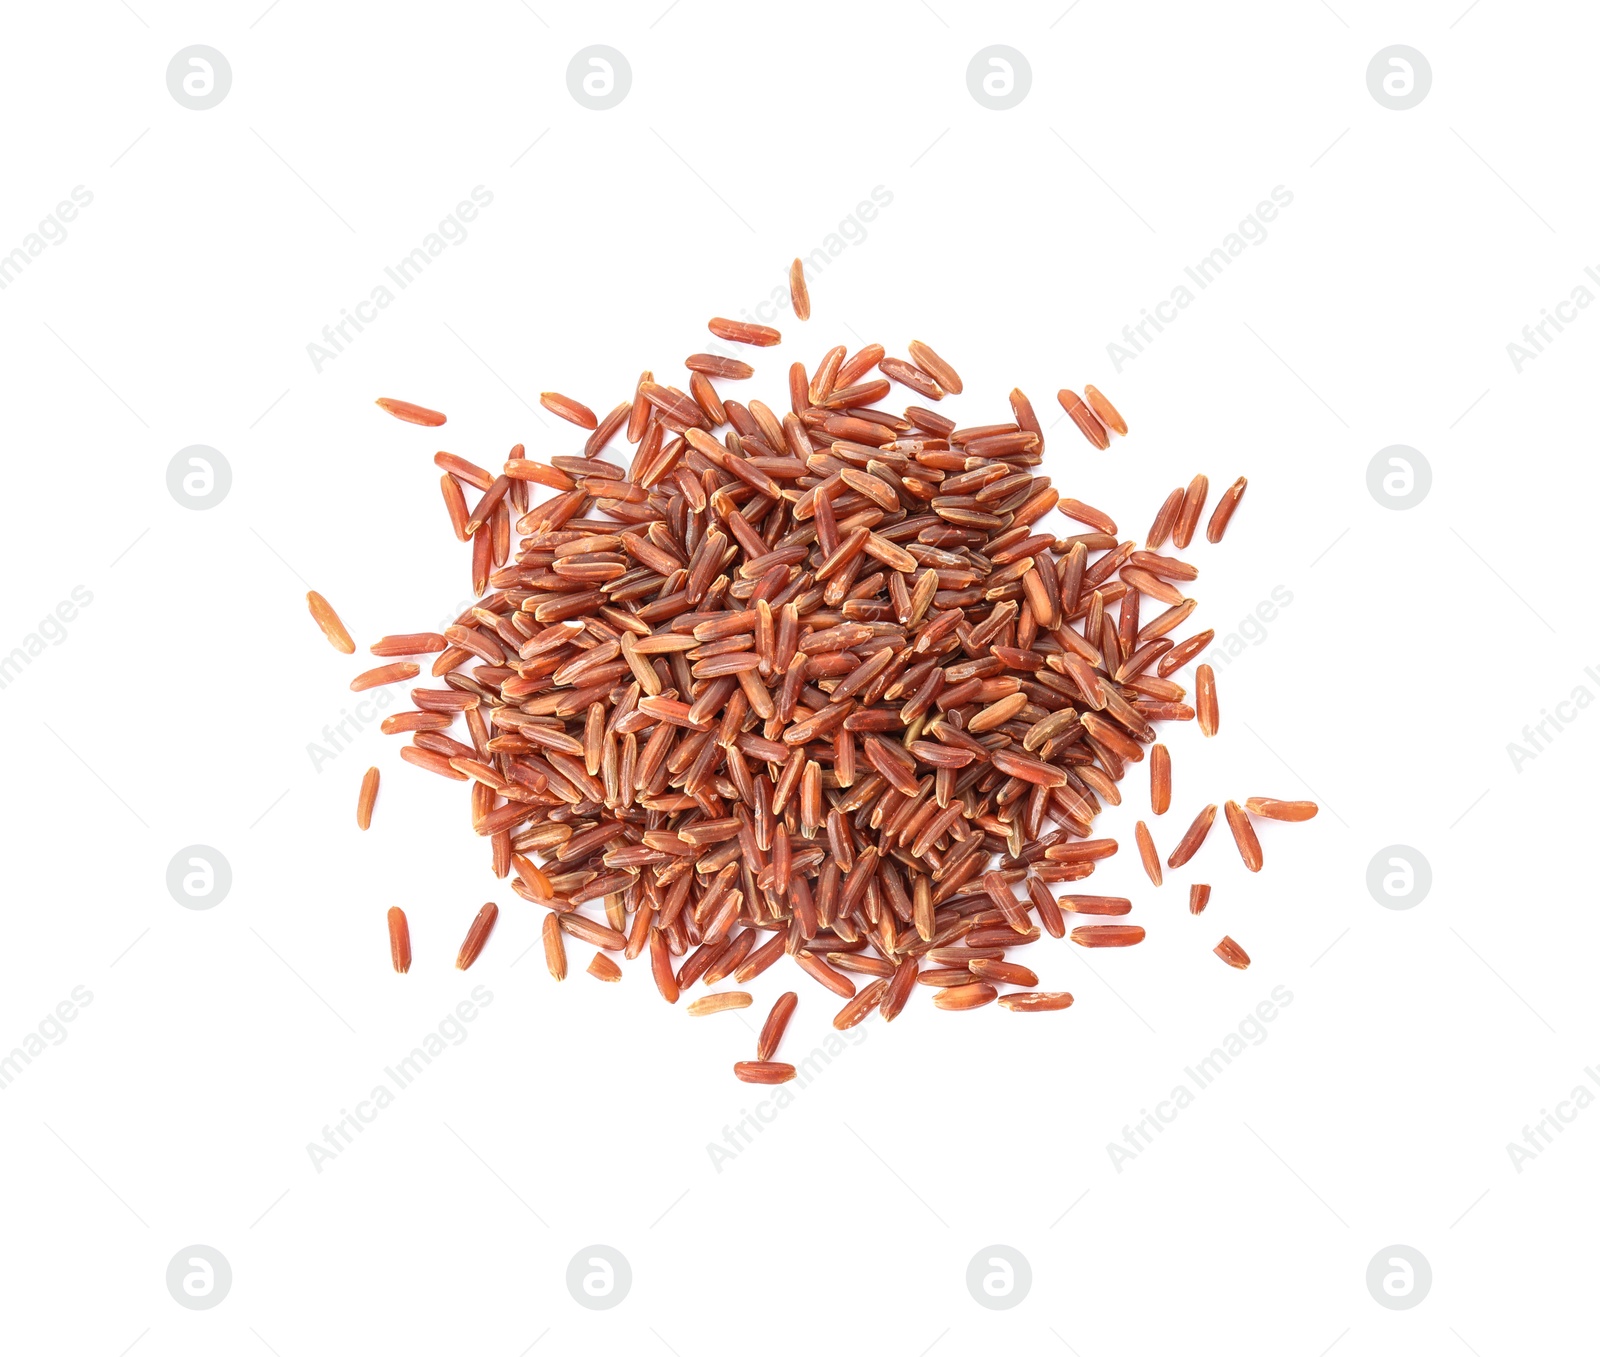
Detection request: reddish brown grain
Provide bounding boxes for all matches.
[1150,743,1171,814]
[360,282,1310,1069]
[588,953,623,981]
[455,902,498,970]
[1214,936,1250,969]
[1172,474,1209,549]
[1056,389,1110,449]
[376,396,446,426]
[351,662,420,691]
[998,991,1074,1012]
[1082,385,1127,437]
[540,392,598,429]
[688,991,752,1016]
[1070,925,1146,948]
[543,912,567,981]
[1167,803,1217,868]
[758,991,797,1059]
[734,1061,796,1084]
[1245,798,1318,822]
[1134,820,1163,886]
[1206,477,1247,543]
[1224,800,1263,872]
[356,767,380,830]
[789,260,811,320]
[307,591,355,653]
[387,906,411,973]
[1196,664,1218,737]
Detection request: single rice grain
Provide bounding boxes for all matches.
[356,767,379,830]
[455,902,498,970]
[1134,820,1163,886]
[1150,743,1171,814]
[307,591,355,653]
[1083,385,1127,437]
[540,392,598,429]
[376,396,446,426]
[1245,797,1318,821]
[1224,800,1263,872]
[1167,804,1217,869]
[387,906,411,973]
[734,1061,796,1084]
[998,991,1074,1012]
[1206,476,1247,543]
[1172,473,1209,548]
[687,991,753,1016]
[789,259,811,320]
[1070,925,1146,948]
[1214,935,1251,969]
[1196,664,1218,736]
[757,991,797,1059]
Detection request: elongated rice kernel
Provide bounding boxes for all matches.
[351,662,420,692]
[1056,388,1109,449]
[998,991,1074,1012]
[907,340,963,395]
[540,391,598,429]
[1082,385,1127,437]
[758,992,797,1059]
[1167,804,1217,869]
[376,396,446,426]
[1206,476,1247,543]
[932,982,997,1011]
[1134,821,1162,886]
[1224,800,1263,872]
[455,902,498,970]
[1070,925,1146,948]
[356,767,379,830]
[1150,744,1171,814]
[1245,797,1318,822]
[387,907,411,973]
[1172,473,1209,548]
[1196,664,1218,737]
[307,591,355,653]
[543,912,567,981]
[709,317,781,346]
[789,259,811,320]
[687,991,753,1016]
[734,1061,796,1084]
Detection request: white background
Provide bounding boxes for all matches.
[1,1,1594,1353]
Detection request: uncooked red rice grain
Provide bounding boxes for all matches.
[349,265,1319,1075]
